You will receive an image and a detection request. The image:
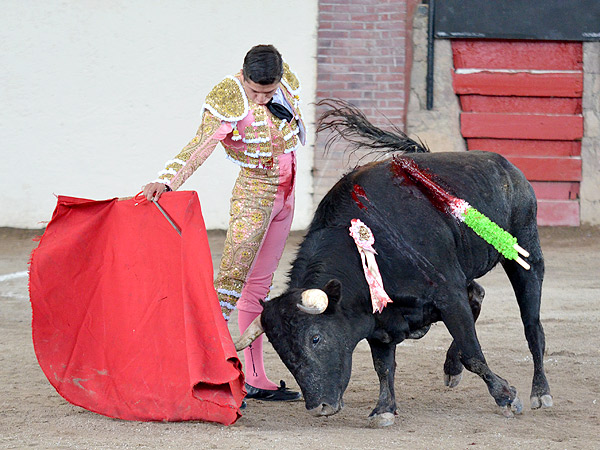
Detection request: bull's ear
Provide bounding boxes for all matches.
[323,279,342,305]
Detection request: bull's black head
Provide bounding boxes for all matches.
[261,279,365,416]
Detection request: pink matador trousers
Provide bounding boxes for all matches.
[215,152,296,318]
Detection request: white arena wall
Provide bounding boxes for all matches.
[1,1,318,229]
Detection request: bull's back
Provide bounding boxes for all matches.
[360,151,536,232]
[313,150,536,281]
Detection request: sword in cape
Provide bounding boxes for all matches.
[152,199,181,236]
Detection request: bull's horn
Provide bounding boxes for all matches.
[234,315,264,351]
[297,289,328,314]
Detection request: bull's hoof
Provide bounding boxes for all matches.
[368,412,395,428]
[500,396,523,418]
[307,403,341,417]
[407,325,430,339]
[531,394,553,409]
[444,373,462,388]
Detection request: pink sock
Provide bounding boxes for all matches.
[238,309,279,390]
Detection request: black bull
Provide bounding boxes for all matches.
[236,105,552,426]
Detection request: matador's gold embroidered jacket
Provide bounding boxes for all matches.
[154,63,306,190]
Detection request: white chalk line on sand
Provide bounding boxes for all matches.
[0,271,28,282]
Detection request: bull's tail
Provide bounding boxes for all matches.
[316,98,429,155]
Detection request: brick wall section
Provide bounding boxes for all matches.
[315,0,418,201]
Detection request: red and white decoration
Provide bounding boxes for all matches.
[349,219,393,314]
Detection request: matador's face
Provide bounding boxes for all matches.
[241,75,280,105]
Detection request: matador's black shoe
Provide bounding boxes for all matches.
[244,380,302,402]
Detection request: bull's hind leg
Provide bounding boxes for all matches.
[366,339,397,427]
[502,230,552,409]
[443,281,485,387]
[438,288,523,417]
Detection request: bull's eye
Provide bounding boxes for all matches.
[311,334,321,346]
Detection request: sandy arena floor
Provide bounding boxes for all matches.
[1,225,599,449]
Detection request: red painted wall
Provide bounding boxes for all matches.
[451,40,584,226]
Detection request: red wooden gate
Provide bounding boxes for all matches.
[451,40,583,226]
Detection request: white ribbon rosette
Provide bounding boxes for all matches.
[348,219,393,314]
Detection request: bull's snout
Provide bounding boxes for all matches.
[307,402,342,417]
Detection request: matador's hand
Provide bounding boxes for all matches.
[142,182,168,201]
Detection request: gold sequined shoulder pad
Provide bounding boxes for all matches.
[203,76,249,122]
[281,62,301,97]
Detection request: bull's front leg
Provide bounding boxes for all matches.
[366,338,397,427]
[438,290,523,418]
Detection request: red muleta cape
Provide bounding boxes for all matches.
[29,192,245,424]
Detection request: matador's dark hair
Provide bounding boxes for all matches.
[243,44,284,85]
